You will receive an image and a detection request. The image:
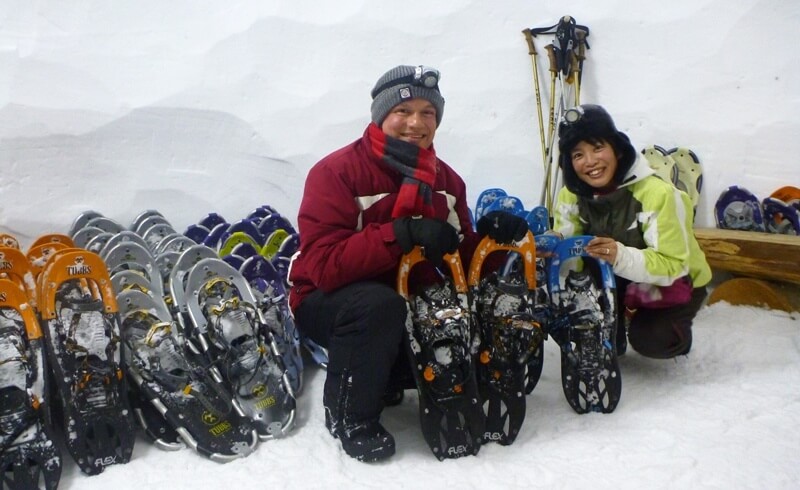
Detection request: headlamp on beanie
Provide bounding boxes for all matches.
[370,65,445,127]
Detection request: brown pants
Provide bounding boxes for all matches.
[616,278,708,359]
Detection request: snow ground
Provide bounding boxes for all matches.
[58,302,800,490]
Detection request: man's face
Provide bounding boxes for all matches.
[380,98,437,149]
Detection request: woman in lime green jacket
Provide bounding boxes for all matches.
[553,104,711,359]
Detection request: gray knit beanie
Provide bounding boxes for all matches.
[370,65,445,127]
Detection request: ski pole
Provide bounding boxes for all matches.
[522,28,548,176]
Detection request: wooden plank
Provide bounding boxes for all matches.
[693,228,800,285]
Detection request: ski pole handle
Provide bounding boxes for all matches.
[522,28,537,55]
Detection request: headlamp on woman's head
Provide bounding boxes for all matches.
[563,105,585,125]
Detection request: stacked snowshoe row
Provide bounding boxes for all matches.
[0,246,62,489]
[399,223,621,461]
[715,185,800,235]
[185,206,307,388]
[0,231,138,482]
[68,209,298,463]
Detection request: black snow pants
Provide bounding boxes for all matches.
[294,281,412,424]
[616,277,708,359]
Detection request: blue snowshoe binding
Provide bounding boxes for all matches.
[547,236,621,414]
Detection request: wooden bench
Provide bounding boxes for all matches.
[693,228,800,311]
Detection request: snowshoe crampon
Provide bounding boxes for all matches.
[37,250,135,475]
[184,258,296,441]
[468,233,544,445]
[118,289,259,461]
[397,248,484,460]
[547,236,621,414]
[0,279,61,490]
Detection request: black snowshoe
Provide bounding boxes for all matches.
[183,258,296,441]
[546,236,621,414]
[397,249,485,460]
[468,235,545,445]
[118,289,259,461]
[0,279,61,490]
[37,250,136,475]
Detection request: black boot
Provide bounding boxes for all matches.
[324,371,395,462]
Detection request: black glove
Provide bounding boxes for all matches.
[476,211,529,244]
[393,217,459,267]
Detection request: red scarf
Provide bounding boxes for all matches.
[367,123,437,218]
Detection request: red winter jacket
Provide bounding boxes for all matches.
[288,125,480,312]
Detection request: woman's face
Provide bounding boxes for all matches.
[569,139,618,190]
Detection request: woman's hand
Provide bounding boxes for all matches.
[586,236,617,264]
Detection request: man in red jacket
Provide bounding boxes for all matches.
[289,65,527,462]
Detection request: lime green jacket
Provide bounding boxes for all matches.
[553,156,712,288]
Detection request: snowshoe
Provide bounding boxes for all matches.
[641,145,679,186]
[202,223,230,250]
[85,232,114,254]
[184,258,296,440]
[103,241,163,299]
[85,216,125,235]
[762,197,800,235]
[68,210,104,239]
[37,250,135,475]
[30,234,75,250]
[168,245,218,346]
[547,236,620,414]
[467,234,545,445]
[715,186,765,232]
[27,243,70,279]
[0,234,20,250]
[130,210,165,233]
[474,188,508,222]
[218,232,262,258]
[71,226,106,250]
[141,223,177,253]
[184,224,211,245]
[153,234,195,256]
[197,213,227,231]
[667,147,703,212]
[257,213,297,237]
[132,214,172,237]
[0,247,39,308]
[261,230,290,259]
[240,255,304,394]
[98,231,150,261]
[397,248,485,460]
[0,279,62,490]
[525,205,550,235]
[484,195,526,218]
[117,289,259,460]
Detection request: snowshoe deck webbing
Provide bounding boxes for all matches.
[0,279,61,490]
[118,290,259,461]
[397,248,485,460]
[184,258,296,441]
[467,234,544,445]
[240,255,304,394]
[37,250,135,475]
[547,236,621,414]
